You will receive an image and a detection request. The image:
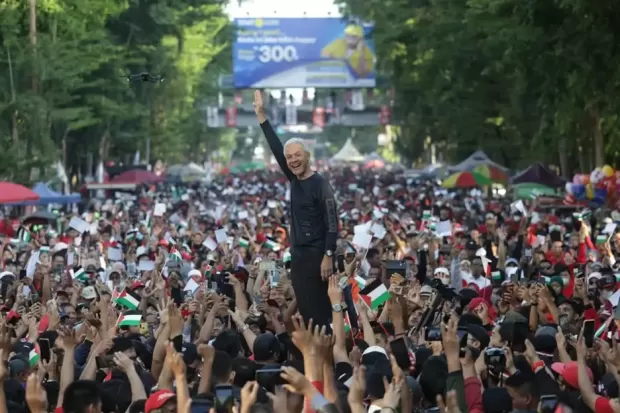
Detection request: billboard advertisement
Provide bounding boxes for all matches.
[233,18,376,88]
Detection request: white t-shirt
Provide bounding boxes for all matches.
[461,271,491,289]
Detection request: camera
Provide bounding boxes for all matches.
[430,278,458,301]
[484,347,506,376]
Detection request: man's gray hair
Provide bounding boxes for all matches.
[284,137,310,154]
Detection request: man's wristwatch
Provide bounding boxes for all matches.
[331,303,342,313]
[325,250,333,257]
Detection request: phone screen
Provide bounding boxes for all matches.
[425,328,442,341]
[389,337,411,371]
[214,385,234,410]
[539,395,558,413]
[336,255,345,273]
[269,265,279,287]
[189,400,211,413]
[255,368,287,386]
[583,320,595,348]
[38,338,51,362]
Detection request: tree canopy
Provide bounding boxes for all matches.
[0,0,233,182]
[335,0,620,173]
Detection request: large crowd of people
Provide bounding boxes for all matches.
[0,101,618,413]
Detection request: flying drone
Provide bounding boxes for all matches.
[127,72,164,83]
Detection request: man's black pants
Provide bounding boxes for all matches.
[290,246,331,328]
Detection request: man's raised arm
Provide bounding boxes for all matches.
[253,90,294,181]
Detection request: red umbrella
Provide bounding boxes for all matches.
[0,182,40,204]
[110,169,163,184]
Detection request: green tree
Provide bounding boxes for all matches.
[335,0,620,174]
[0,0,232,183]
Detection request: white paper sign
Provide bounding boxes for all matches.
[370,223,387,239]
[184,279,199,293]
[69,217,90,234]
[138,260,155,272]
[435,221,452,237]
[203,237,218,251]
[154,203,167,217]
[352,232,372,249]
[354,222,372,235]
[215,228,228,244]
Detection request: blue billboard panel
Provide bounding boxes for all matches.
[233,18,376,89]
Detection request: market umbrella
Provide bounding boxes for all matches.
[442,171,493,188]
[513,183,557,199]
[22,211,58,226]
[473,164,509,183]
[0,182,40,204]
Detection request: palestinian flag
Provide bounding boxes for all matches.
[596,235,608,245]
[491,271,502,281]
[116,312,142,327]
[125,230,137,241]
[481,256,492,277]
[71,266,89,283]
[238,238,250,248]
[16,227,31,244]
[39,246,50,254]
[169,249,182,263]
[143,212,152,235]
[283,250,292,263]
[595,317,612,339]
[331,312,353,335]
[204,264,213,278]
[166,235,177,246]
[264,240,281,251]
[115,288,140,310]
[29,345,40,366]
[360,279,390,310]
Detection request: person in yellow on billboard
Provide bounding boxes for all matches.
[320,24,375,76]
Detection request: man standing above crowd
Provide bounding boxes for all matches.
[253,90,338,328]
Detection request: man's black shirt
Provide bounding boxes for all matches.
[261,120,338,253]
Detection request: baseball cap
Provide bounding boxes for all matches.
[181,342,199,365]
[9,358,29,377]
[551,361,592,389]
[361,346,388,367]
[144,389,176,413]
[252,333,280,362]
[420,285,433,296]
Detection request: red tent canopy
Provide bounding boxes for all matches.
[110,169,163,184]
[0,182,40,204]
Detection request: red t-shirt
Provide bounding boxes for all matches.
[595,397,615,413]
[0,220,16,237]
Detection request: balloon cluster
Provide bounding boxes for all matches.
[565,165,619,208]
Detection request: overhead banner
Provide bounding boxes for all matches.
[233,18,376,88]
